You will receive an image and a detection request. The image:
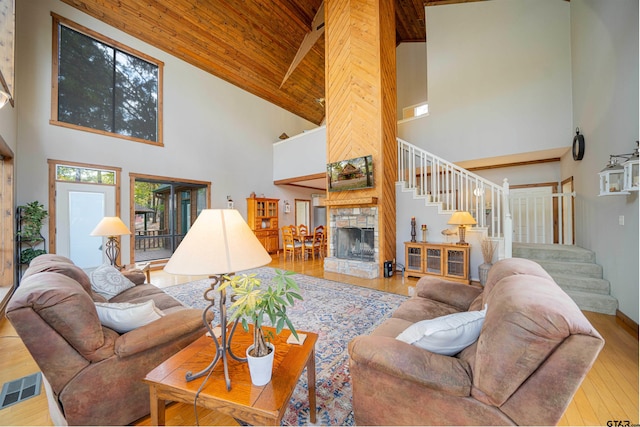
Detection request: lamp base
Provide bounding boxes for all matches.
[104,236,120,267]
[456,226,470,245]
[185,274,245,391]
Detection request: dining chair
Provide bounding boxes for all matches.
[282,226,302,261]
[305,226,324,260]
[314,225,326,257]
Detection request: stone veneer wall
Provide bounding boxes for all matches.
[324,207,379,279]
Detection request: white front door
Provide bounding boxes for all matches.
[56,182,116,269]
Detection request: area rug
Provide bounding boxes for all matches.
[163,267,408,426]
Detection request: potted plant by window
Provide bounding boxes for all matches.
[17,201,48,265]
[220,269,303,386]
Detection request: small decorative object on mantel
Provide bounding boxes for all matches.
[421,224,427,242]
[410,217,417,242]
[479,238,496,286]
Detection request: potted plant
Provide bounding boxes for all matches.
[17,201,48,265]
[220,269,303,386]
[479,237,496,286]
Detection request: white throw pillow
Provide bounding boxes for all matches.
[95,301,164,333]
[396,306,487,356]
[90,264,135,299]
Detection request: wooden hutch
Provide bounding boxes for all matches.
[247,197,279,253]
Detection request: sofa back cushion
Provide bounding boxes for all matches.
[471,273,601,407]
[8,272,116,363]
[23,258,93,295]
[483,257,552,299]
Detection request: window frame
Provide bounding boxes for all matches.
[50,13,164,147]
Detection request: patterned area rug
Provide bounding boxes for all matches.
[163,267,407,426]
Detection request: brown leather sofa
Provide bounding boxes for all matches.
[7,254,208,426]
[348,257,604,426]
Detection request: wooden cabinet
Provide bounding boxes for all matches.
[404,242,470,284]
[247,197,279,253]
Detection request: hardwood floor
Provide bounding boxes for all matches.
[0,254,637,426]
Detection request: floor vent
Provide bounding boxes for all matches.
[0,372,42,409]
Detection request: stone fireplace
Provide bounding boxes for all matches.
[324,207,379,279]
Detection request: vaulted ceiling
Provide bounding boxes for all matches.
[62,0,481,125]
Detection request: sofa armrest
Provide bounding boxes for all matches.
[348,335,472,397]
[416,276,483,311]
[114,308,206,357]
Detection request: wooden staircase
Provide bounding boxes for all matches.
[513,243,618,315]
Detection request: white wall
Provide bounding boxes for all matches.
[399,0,572,164]
[475,162,561,187]
[563,0,639,322]
[273,126,326,181]
[15,0,315,260]
[396,43,427,121]
[0,102,17,152]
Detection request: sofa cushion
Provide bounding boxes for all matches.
[90,264,136,299]
[23,260,94,295]
[95,300,164,333]
[392,296,461,323]
[396,306,487,356]
[483,257,552,298]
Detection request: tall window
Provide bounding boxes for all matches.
[51,14,163,146]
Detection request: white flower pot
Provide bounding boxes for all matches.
[246,343,275,386]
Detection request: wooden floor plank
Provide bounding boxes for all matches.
[1,254,638,426]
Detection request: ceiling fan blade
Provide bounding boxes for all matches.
[280,1,325,88]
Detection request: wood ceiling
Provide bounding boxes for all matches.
[62,0,481,125]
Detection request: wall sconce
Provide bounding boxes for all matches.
[226,196,234,209]
[599,142,639,196]
[283,200,291,213]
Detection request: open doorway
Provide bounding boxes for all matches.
[295,199,310,229]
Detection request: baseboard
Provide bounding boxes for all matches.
[616,309,639,339]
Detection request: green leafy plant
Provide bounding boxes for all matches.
[20,248,47,265]
[220,269,303,358]
[17,201,48,243]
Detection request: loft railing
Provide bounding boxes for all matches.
[397,138,512,257]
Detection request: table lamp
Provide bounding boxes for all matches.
[447,211,477,245]
[164,209,272,389]
[90,216,131,267]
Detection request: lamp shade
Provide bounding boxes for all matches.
[447,211,477,226]
[164,209,272,276]
[90,217,131,237]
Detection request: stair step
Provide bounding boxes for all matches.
[564,289,618,315]
[513,243,595,263]
[534,259,603,279]
[551,273,611,295]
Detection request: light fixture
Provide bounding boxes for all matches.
[90,217,131,267]
[226,195,234,209]
[623,142,639,192]
[599,141,639,196]
[284,200,291,213]
[447,211,477,245]
[163,209,272,389]
[0,90,10,109]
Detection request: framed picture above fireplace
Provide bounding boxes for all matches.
[327,155,374,192]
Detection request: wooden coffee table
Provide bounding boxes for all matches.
[144,325,317,426]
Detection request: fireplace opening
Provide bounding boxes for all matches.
[336,227,375,262]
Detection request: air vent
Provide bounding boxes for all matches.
[0,372,42,409]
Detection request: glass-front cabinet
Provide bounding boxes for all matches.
[404,242,470,284]
[247,197,279,253]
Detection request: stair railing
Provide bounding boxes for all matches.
[397,138,512,256]
[509,191,576,245]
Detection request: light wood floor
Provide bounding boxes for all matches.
[0,254,637,426]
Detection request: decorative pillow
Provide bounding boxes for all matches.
[396,306,487,356]
[90,264,135,299]
[94,300,164,333]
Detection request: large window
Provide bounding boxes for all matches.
[51,14,163,145]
